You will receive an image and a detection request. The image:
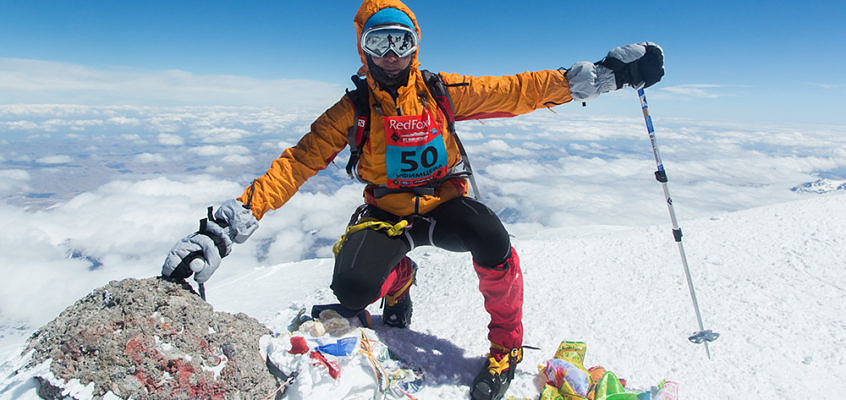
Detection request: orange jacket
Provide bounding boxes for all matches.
[238,0,573,219]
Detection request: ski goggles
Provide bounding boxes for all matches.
[360,25,418,58]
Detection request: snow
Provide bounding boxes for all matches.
[0,106,845,398]
[202,193,846,399]
[0,359,96,400]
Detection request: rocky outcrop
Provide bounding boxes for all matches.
[22,277,280,399]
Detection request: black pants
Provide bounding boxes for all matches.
[332,196,512,310]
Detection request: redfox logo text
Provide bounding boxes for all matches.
[388,119,428,131]
[389,118,432,144]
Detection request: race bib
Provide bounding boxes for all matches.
[384,110,448,189]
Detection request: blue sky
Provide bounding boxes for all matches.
[1,0,845,124]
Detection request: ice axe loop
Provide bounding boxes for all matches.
[637,87,719,359]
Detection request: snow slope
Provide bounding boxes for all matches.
[191,192,845,400]
[1,193,844,399]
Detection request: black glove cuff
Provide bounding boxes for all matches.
[595,58,627,90]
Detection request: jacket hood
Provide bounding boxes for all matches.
[354,0,421,75]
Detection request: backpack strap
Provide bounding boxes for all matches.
[420,69,460,135]
[420,70,481,200]
[345,74,371,181]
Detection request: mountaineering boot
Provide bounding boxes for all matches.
[383,288,412,328]
[381,257,417,328]
[470,346,523,400]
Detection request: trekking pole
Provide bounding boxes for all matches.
[637,88,719,359]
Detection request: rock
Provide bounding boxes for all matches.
[19,277,282,399]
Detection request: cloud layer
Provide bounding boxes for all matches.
[1,103,845,328]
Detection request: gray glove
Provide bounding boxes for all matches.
[162,199,259,283]
[566,42,665,102]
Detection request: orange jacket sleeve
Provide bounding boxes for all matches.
[439,70,573,121]
[237,96,354,220]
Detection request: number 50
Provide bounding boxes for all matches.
[400,147,438,172]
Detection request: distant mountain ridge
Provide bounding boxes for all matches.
[791,178,846,193]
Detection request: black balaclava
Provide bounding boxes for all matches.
[367,55,411,94]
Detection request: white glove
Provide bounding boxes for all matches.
[566,42,665,101]
[161,199,258,283]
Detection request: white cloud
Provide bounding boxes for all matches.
[468,139,533,157]
[36,155,73,164]
[1,120,39,130]
[189,145,250,157]
[807,82,844,90]
[134,153,166,163]
[0,58,342,109]
[0,169,30,181]
[120,134,145,143]
[151,116,183,133]
[659,84,725,99]
[0,169,30,195]
[107,116,140,126]
[220,154,254,165]
[485,161,545,180]
[194,127,253,143]
[157,133,184,145]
